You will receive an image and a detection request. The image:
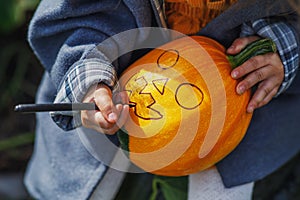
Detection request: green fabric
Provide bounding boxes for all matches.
[115,173,155,200]
[115,173,188,200]
[150,175,188,200]
[117,129,129,153]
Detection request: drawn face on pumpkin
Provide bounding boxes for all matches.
[124,68,204,120]
[117,36,252,176]
[119,47,211,141]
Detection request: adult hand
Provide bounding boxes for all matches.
[81,83,129,134]
[227,36,284,113]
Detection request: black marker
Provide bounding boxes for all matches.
[14,103,135,113]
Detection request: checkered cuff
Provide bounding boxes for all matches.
[241,18,299,96]
[50,58,117,131]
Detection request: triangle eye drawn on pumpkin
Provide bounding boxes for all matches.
[152,78,169,95]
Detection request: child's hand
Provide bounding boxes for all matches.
[227,36,284,113]
[81,83,129,134]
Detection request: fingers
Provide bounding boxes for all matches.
[113,91,130,105]
[227,36,260,55]
[81,83,130,135]
[93,84,118,123]
[233,54,274,94]
[229,40,284,113]
[82,105,129,135]
[247,82,278,113]
[94,104,129,134]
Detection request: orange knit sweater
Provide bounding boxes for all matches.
[165,0,238,35]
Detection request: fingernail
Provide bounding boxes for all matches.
[108,112,117,121]
[247,105,254,113]
[237,85,245,95]
[231,71,239,79]
[228,45,235,51]
[115,104,123,111]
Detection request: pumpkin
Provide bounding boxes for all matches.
[118,36,276,176]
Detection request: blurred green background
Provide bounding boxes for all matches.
[0,0,43,198]
[0,0,299,200]
[0,0,42,164]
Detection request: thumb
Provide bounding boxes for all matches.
[227,36,260,54]
[94,84,118,123]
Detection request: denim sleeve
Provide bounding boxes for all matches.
[28,0,136,88]
[240,17,299,96]
[28,0,142,130]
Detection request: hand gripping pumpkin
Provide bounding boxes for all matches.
[118,36,276,176]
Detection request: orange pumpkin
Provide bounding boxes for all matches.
[118,36,274,176]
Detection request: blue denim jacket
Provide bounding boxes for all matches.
[25,0,300,199]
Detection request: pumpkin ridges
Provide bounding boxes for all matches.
[127,60,212,155]
[196,39,252,165]
[148,39,252,175]
[120,36,253,176]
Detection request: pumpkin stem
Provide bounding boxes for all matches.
[227,38,277,69]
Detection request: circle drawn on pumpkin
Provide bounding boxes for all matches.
[157,49,179,70]
[175,83,204,110]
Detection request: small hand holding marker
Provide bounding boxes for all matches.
[14,84,134,135]
[80,83,132,135]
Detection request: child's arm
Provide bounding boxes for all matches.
[28,0,142,131]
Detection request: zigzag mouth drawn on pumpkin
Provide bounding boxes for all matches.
[125,76,168,120]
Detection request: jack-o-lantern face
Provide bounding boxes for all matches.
[125,70,204,120]
[118,36,252,176]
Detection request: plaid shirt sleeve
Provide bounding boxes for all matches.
[240,18,299,96]
[50,58,117,131]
